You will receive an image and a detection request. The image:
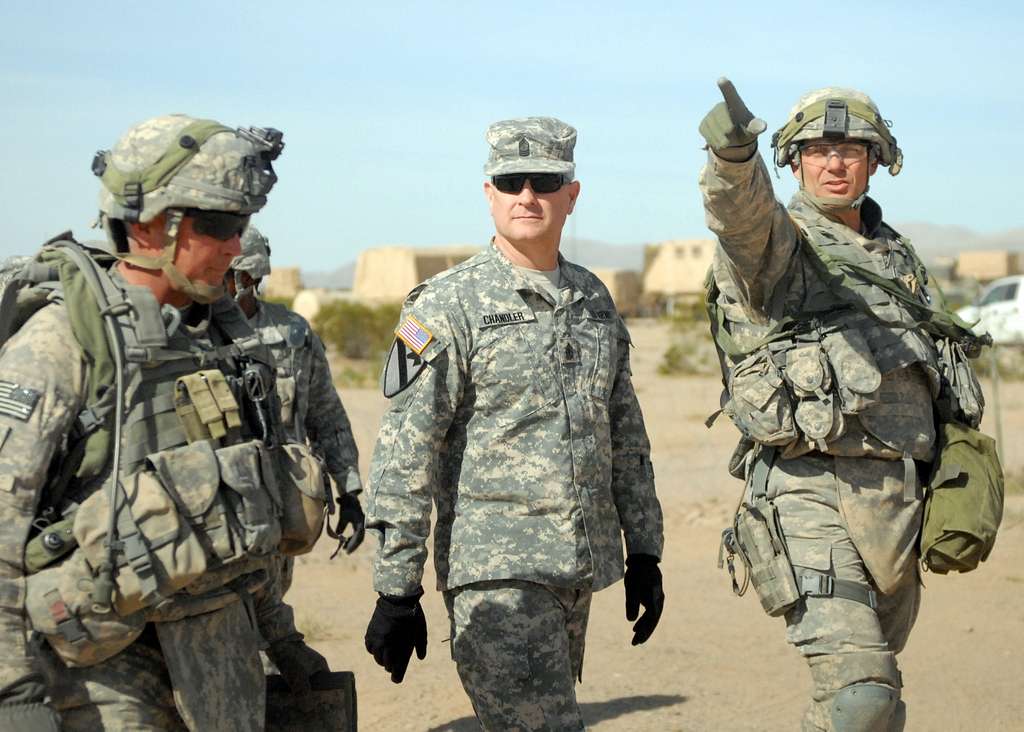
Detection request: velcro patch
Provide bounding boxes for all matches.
[383,338,428,398]
[395,315,433,355]
[0,381,40,422]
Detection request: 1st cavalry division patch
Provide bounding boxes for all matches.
[384,316,433,398]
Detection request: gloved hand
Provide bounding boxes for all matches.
[267,638,330,696]
[698,77,767,159]
[330,492,365,556]
[0,702,61,732]
[364,589,427,683]
[624,553,665,646]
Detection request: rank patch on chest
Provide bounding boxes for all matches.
[480,311,529,328]
[395,315,433,355]
[0,380,41,421]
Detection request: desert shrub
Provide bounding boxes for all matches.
[658,326,719,376]
[313,301,402,361]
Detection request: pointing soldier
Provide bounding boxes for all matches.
[700,79,989,731]
[363,117,665,730]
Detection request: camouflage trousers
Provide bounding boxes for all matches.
[41,599,266,731]
[769,454,921,732]
[443,580,592,732]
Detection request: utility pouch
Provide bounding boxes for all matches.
[822,330,882,413]
[727,351,797,446]
[273,442,328,556]
[724,449,801,617]
[920,421,1004,573]
[786,343,842,449]
[174,369,243,444]
[24,551,146,667]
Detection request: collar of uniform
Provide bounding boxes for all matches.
[486,238,585,308]
[791,190,883,234]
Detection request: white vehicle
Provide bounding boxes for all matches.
[955,275,1024,345]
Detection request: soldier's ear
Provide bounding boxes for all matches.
[566,180,580,214]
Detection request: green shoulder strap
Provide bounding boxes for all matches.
[37,243,120,488]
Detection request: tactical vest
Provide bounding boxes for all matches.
[248,304,310,439]
[6,239,324,667]
[708,196,985,463]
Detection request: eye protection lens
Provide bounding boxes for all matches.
[799,142,868,164]
[185,209,250,241]
[491,173,565,194]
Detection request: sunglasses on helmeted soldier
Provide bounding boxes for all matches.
[183,208,251,240]
[491,173,566,194]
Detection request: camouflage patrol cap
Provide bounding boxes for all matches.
[94,114,285,223]
[772,87,902,175]
[484,117,576,178]
[232,225,272,279]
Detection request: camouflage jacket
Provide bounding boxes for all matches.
[367,242,663,597]
[248,301,361,495]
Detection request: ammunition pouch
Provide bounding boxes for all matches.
[174,369,243,444]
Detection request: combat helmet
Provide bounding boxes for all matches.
[771,88,902,176]
[229,225,272,300]
[92,114,284,302]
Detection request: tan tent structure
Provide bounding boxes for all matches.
[956,250,1021,283]
[353,246,480,302]
[591,268,641,316]
[263,266,302,300]
[642,239,716,301]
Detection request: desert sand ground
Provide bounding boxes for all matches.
[291,319,1024,731]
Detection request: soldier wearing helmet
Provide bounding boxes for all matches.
[0,114,291,730]
[698,80,988,731]
[224,226,366,700]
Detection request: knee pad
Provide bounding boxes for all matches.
[831,683,900,732]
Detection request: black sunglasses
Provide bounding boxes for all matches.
[491,173,565,195]
[184,209,251,241]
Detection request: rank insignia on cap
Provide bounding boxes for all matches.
[395,315,433,355]
[518,137,530,156]
[0,380,40,422]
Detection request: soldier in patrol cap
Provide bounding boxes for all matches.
[699,79,987,731]
[0,114,291,731]
[363,117,666,730]
[225,226,365,697]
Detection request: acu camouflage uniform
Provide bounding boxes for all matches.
[367,236,664,730]
[0,115,287,732]
[702,89,983,731]
[248,299,362,647]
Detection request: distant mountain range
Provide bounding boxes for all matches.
[301,227,1024,290]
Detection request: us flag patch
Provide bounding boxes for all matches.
[395,316,433,355]
[0,380,40,421]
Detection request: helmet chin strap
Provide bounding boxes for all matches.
[115,210,225,304]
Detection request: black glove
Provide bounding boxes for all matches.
[329,492,365,557]
[364,590,427,683]
[698,77,767,159]
[267,638,330,696]
[0,703,61,732]
[624,554,665,646]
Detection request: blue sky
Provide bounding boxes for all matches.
[2,1,1021,267]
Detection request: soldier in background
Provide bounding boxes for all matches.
[0,115,286,730]
[225,226,366,694]
[363,117,665,730]
[700,79,986,730]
